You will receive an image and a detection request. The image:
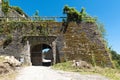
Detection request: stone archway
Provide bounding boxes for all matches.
[22,36,60,66]
[30,44,53,66]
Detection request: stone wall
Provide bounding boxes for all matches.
[0,21,113,67]
[61,22,112,67]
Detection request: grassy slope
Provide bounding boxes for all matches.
[52,61,120,80]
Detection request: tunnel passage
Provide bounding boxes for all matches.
[31,44,53,66]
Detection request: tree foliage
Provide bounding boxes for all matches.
[63,5,96,23]
[11,6,24,15]
[2,0,9,15]
[33,10,41,21]
[110,49,120,68]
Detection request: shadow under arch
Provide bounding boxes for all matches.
[30,43,53,66]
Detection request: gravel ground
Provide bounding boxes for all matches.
[15,66,109,80]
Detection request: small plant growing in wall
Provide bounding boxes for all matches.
[3,34,12,48]
[91,53,96,67]
[38,24,49,36]
[0,27,4,34]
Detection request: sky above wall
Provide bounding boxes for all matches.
[10,0,120,54]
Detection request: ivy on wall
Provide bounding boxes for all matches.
[3,34,12,48]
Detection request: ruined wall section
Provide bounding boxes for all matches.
[0,22,113,67]
[0,22,63,61]
[62,22,112,67]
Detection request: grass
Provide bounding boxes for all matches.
[94,67,120,80]
[52,61,120,80]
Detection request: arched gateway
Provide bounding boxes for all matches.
[31,44,53,66]
[23,36,59,66]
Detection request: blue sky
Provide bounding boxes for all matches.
[10,0,120,54]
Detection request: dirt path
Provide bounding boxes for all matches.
[15,66,109,80]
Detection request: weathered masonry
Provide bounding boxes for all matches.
[0,22,113,67]
[24,36,58,66]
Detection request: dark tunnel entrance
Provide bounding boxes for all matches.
[30,44,53,66]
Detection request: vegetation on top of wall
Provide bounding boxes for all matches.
[10,6,25,16]
[62,5,97,33]
[1,0,27,18]
[32,10,56,22]
[2,0,10,16]
[97,22,106,38]
[0,21,50,36]
[63,5,96,23]
[32,10,41,21]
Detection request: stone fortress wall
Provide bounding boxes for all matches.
[0,21,113,67]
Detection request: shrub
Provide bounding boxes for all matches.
[110,49,120,68]
[11,6,24,15]
[2,0,9,15]
[3,34,12,48]
[63,5,96,23]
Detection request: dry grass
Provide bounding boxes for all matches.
[0,71,17,80]
[94,67,120,80]
[52,61,120,80]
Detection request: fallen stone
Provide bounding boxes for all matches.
[72,60,92,69]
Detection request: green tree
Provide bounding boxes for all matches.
[11,6,24,15]
[63,5,81,22]
[110,49,120,68]
[2,0,9,16]
[80,7,86,21]
[63,5,96,23]
[33,10,41,21]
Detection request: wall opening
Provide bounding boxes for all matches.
[30,44,53,66]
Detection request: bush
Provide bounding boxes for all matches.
[63,5,96,23]
[11,6,24,15]
[3,35,12,48]
[2,0,9,15]
[110,49,120,68]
